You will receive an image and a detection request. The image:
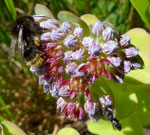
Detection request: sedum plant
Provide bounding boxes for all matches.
[11,3,146,135]
[29,3,143,130]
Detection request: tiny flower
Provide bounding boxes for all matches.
[45,43,57,49]
[132,63,141,69]
[61,22,72,34]
[57,97,66,109]
[82,37,94,47]
[88,43,102,56]
[40,32,51,41]
[111,71,124,83]
[69,90,77,99]
[40,19,59,30]
[84,100,98,115]
[71,65,86,78]
[120,34,130,47]
[99,95,112,108]
[58,85,70,98]
[63,51,73,63]
[58,66,64,73]
[64,35,78,48]
[72,48,85,61]
[65,62,77,75]
[123,47,138,58]
[103,40,118,55]
[92,22,105,36]
[119,61,131,73]
[78,107,84,120]
[107,56,122,67]
[102,27,115,41]
[50,29,65,41]
[102,68,111,79]
[73,27,83,38]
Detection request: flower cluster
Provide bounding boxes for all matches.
[29,13,142,122]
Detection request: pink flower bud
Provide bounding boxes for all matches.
[88,43,102,56]
[64,35,78,48]
[92,22,105,36]
[99,95,112,108]
[107,56,122,67]
[132,63,141,69]
[40,32,51,41]
[102,27,115,41]
[65,62,77,75]
[111,71,124,83]
[103,40,118,55]
[72,48,85,61]
[123,47,138,58]
[40,19,59,30]
[82,37,94,47]
[58,85,70,98]
[78,107,84,120]
[63,51,73,63]
[119,61,131,73]
[120,34,130,47]
[71,64,86,78]
[50,29,65,41]
[73,27,83,38]
[61,22,72,34]
[57,97,66,109]
[84,100,98,115]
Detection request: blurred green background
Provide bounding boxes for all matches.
[0,0,149,134]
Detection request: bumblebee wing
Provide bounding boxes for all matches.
[10,39,17,57]
[16,27,25,59]
[18,27,24,53]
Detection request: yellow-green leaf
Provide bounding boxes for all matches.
[57,127,80,135]
[126,28,150,83]
[35,4,54,18]
[1,121,27,135]
[87,115,145,135]
[130,0,150,29]
[80,14,100,26]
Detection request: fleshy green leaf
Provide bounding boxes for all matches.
[137,112,150,127]
[87,115,145,135]
[58,11,90,37]
[0,121,27,135]
[105,80,138,119]
[130,0,150,29]
[80,14,100,26]
[35,4,54,18]
[126,28,150,83]
[57,127,80,135]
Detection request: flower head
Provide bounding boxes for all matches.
[25,9,144,124]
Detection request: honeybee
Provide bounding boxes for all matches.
[11,15,44,67]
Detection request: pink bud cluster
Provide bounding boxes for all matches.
[30,14,143,122]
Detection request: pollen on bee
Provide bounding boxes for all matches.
[34,40,40,47]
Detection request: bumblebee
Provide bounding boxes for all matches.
[102,107,122,131]
[11,16,44,67]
